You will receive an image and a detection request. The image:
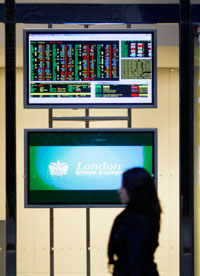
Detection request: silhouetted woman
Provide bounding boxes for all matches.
[108,167,161,276]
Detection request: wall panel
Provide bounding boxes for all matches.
[54,209,86,276]
[90,208,123,276]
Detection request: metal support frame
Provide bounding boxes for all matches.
[86,208,91,276]
[48,12,132,268]
[50,209,54,276]
[49,110,54,276]
[5,0,16,275]
[48,106,132,276]
[48,115,131,122]
[13,3,180,24]
[46,23,133,276]
[47,23,54,276]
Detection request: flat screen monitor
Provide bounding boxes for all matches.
[25,128,157,208]
[24,29,157,108]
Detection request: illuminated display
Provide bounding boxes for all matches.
[30,83,91,97]
[25,129,157,207]
[24,29,157,108]
[30,41,119,82]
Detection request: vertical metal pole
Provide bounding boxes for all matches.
[50,208,54,276]
[86,208,91,276]
[49,107,54,276]
[49,106,54,276]
[48,24,54,276]
[126,24,132,129]
[85,115,90,276]
[85,109,90,128]
[84,70,90,276]
[49,109,53,128]
[5,0,16,275]
[179,0,194,275]
[127,109,132,128]
[49,105,54,276]
[84,19,90,269]
[84,25,90,130]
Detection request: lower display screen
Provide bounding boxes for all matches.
[25,129,157,207]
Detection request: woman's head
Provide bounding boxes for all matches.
[119,167,161,216]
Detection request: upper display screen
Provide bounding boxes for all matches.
[24,29,157,108]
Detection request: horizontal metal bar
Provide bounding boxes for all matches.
[51,116,129,121]
[0,4,4,22]
[1,3,200,24]
[14,4,179,24]
[191,4,200,23]
[25,203,125,208]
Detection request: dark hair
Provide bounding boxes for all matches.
[123,167,161,220]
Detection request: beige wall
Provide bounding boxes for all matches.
[0,30,180,275]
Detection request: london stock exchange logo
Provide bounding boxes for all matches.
[49,160,69,176]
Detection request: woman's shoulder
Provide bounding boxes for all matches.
[123,211,151,230]
[113,209,153,232]
[125,210,148,220]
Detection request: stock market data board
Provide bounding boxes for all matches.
[24,30,156,107]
